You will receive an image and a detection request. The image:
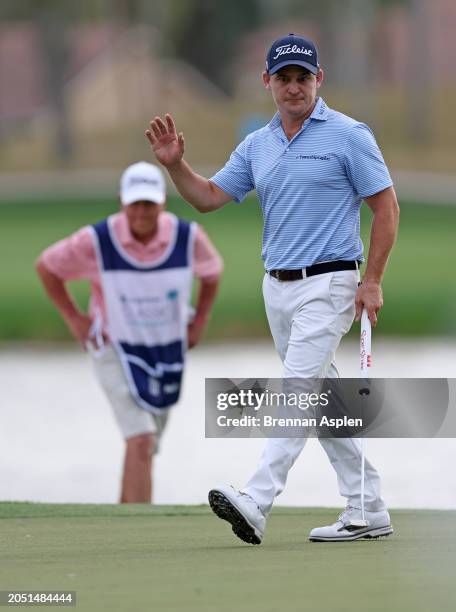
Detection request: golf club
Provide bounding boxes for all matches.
[356,308,372,527]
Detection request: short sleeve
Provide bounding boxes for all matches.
[210,137,254,203]
[40,226,98,281]
[344,124,393,198]
[192,225,224,281]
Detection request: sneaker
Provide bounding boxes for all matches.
[208,485,266,545]
[309,506,394,542]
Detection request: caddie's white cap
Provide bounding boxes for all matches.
[120,161,166,206]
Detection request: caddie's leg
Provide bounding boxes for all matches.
[121,433,155,503]
[91,344,169,503]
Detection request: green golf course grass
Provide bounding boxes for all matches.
[1,195,455,339]
[1,503,455,612]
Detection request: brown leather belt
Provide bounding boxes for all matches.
[268,260,360,282]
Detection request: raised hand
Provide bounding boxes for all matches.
[145,114,185,168]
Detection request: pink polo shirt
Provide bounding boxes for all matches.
[41,210,223,326]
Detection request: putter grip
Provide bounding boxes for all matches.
[359,309,372,393]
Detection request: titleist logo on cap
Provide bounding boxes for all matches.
[266,35,319,75]
[273,44,314,60]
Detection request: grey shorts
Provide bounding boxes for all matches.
[91,344,169,446]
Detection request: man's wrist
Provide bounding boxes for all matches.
[167,158,185,174]
[361,276,382,286]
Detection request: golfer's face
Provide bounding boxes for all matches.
[124,200,161,239]
[265,65,322,119]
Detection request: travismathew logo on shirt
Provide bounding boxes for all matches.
[273,44,314,60]
[296,154,331,161]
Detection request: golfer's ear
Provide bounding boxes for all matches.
[316,68,324,88]
[262,71,271,89]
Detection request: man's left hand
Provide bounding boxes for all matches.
[355,281,383,327]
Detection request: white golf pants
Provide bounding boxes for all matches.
[243,270,386,515]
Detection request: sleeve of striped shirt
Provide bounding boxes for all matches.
[344,123,393,198]
[209,137,254,203]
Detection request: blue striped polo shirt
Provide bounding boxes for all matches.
[210,97,393,270]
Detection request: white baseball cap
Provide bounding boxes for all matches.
[120,161,166,206]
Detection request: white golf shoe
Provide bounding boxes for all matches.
[208,485,266,545]
[309,506,393,542]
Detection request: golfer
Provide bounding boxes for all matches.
[36,161,223,503]
[145,34,399,541]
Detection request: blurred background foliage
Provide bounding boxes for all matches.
[1,195,455,341]
[0,0,453,170]
[0,0,455,340]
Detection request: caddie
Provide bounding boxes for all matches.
[36,161,223,503]
[145,33,399,541]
